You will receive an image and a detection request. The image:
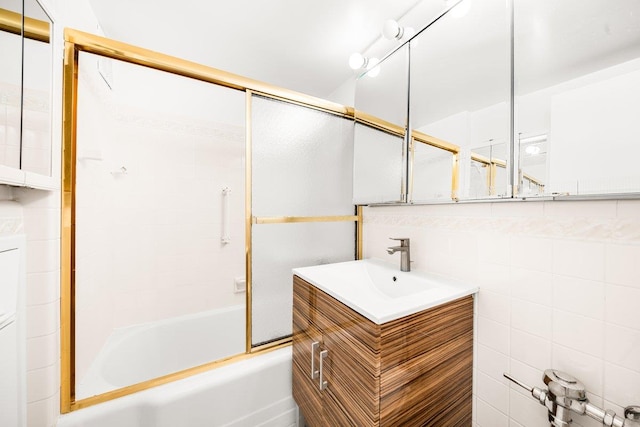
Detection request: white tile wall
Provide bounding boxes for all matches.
[363,199,640,425]
[13,187,61,427]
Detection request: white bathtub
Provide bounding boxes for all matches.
[60,305,297,426]
[78,305,247,398]
[58,347,296,427]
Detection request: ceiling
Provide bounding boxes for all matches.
[87,0,438,101]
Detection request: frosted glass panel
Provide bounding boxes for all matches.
[411,143,454,202]
[251,221,355,346]
[353,123,403,204]
[252,96,354,217]
[75,52,246,399]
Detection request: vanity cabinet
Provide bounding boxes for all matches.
[292,275,474,427]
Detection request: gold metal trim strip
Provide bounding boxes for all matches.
[60,40,78,414]
[64,29,349,117]
[412,130,459,154]
[0,8,50,42]
[354,109,405,137]
[471,152,507,168]
[249,337,292,354]
[0,7,21,36]
[70,343,290,411]
[356,206,363,260]
[245,91,253,354]
[253,215,359,224]
[24,14,50,42]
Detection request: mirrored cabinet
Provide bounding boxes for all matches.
[0,0,55,189]
[353,0,640,204]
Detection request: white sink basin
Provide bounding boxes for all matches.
[293,258,478,324]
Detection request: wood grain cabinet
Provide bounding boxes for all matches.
[292,275,474,427]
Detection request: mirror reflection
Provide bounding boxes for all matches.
[410,0,510,201]
[515,0,640,197]
[22,0,52,176]
[353,45,409,204]
[0,1,23,170]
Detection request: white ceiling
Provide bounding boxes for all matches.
[87,0,435,100]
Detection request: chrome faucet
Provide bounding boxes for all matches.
[387,238,411,272]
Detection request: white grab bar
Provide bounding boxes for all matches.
[0,312,16,331]
[221,187,231,244]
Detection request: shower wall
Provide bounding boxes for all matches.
[74,52,246,392]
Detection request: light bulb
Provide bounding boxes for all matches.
[349,52,367,70]
[382,19,403,40]
[525,145,541,155]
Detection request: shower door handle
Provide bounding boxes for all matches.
[318,350,328,391]
[310,341,319,379]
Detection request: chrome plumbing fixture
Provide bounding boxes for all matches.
[504,370,640,427]
[387,237,411,272]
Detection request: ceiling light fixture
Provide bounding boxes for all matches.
[348,52,369,70]
[348,53,380,77]
[382,19,404,40]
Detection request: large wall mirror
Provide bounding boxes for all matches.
[410,0,510,202]
[354,0,640,204]
[514,0,640,197]
[0,0,52,185]
[353,45,409,204]
[22,0,53,177]
[0,1,24,171]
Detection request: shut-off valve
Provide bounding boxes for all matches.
[504,369,640,427]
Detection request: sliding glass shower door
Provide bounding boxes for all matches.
[250,95,356,347]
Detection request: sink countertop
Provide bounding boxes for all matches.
[293,258,478,325]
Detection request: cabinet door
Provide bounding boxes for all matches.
[292,277,323,426]
[316,287,381,427]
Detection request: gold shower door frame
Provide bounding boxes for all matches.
[61,29,362,412]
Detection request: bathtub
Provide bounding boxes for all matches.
[60,305,297,426]
[58,347,296,427]
[78,305,247,398]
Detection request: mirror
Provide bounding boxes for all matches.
[353,45,409,204]
[22,0,52,176]
[0,1,23,170]
[410,0,511,201]
[515,0,640,197]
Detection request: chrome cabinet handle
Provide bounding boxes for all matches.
[310,341,319,379]
[319,350,328,391]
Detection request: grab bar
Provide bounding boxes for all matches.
[0,312,16,331]
[221,187,231,244]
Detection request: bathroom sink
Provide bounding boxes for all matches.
[293,258,478,324]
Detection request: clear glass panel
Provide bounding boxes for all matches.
[75,52,246,399]
[515,0,640,196]
[251,95,354,217]
[469,141,508,198]
[21,0,52,176]
[353,45,409,204]
[410,0,510,200]
[411,141,454,202]
[0,0,23,170]
[353,123,404,204]
[251,221,355,346]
